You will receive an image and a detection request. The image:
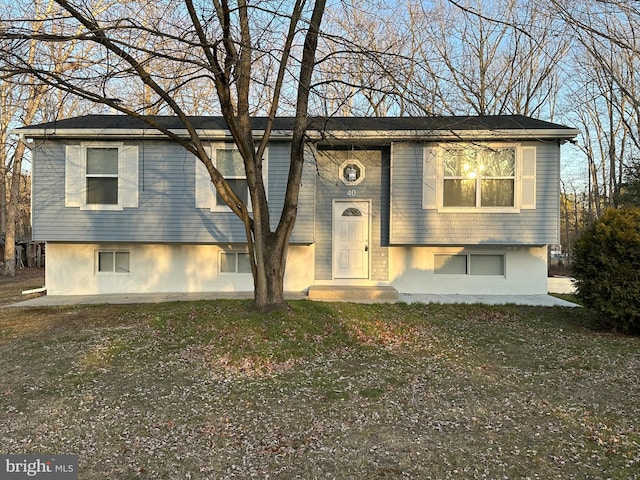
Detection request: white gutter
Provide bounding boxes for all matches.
[16,127,580,141]
[18,133,34,149]
[305,128,581,141]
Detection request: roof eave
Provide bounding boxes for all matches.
[16,127,580,141]
[307,128,581,141]
[15,128,231,138]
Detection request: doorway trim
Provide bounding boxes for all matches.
[332,199,371,279]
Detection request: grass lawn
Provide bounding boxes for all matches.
[1,270,639,479]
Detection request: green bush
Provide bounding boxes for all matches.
[572,207,640,333]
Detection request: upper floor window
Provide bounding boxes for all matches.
[422,143,536,212]
[86,147,119,205]
[195,143,268,212]
[65,143,139,211]
[442,146,515,208]
[214,148,249,209]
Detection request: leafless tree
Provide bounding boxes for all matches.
[1,0,327,310]
[551,0,640,213]
[1,0,78,275]
[403,0,567,117]
[560,180,589,260]
[311,0,416,117]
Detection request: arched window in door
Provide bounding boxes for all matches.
[342,207,362,217]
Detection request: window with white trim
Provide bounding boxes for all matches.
[442,145,515,208]
[97,250,130,273]
[219,251,252,274]
[195,144,268,212]
[215,148,248,209]
[65,143,139,211]
[422,143,536,212]
[434,253,505,276]
[86,147,119,205]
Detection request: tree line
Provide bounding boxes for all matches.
[1,0,638,308]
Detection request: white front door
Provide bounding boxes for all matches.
[333,201,370,279]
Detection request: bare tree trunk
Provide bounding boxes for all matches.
[253,0,326,311]
[0,160,6,236]
[3,141,27,276]
[589,153,602,219]
[1,83,11,243]
[3,75,42,274]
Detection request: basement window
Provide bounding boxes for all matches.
[435,253,504,276]
[220,252,252,274]
[97,251,130,273]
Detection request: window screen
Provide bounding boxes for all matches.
[470,254,504,275]
[434,254,468,274]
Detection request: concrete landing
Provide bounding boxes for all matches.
[307,285,399,302]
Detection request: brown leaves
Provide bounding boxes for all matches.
[1,299,640,478]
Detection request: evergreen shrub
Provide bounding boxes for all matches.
[572,207,640,333]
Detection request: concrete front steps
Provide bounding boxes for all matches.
[307,285,399,303]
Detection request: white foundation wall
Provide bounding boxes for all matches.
[45,243,314,295]
[389,245,549,295]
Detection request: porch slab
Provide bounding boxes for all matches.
[307,285,400,302]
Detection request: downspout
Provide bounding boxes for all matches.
[18,133,32,149]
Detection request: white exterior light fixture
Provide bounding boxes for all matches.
[340,159,365,186]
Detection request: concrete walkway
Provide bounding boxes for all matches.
[7,291,578,308]
[399,293,578,307]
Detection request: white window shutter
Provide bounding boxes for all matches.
[121,145,139,208]
[195,156,213,210]
[65,145,82,207]
[422,146,438,209]
[521,146,536,209]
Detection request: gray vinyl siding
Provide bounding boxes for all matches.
[314,148,390,281]
[31,139,315,244]
[267,143,316,241]
[390,141,560,245]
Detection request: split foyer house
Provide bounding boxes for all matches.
[17,115,579,297]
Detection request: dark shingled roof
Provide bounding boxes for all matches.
[20,114,576,133]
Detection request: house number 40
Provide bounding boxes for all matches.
[346,189,357,197]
